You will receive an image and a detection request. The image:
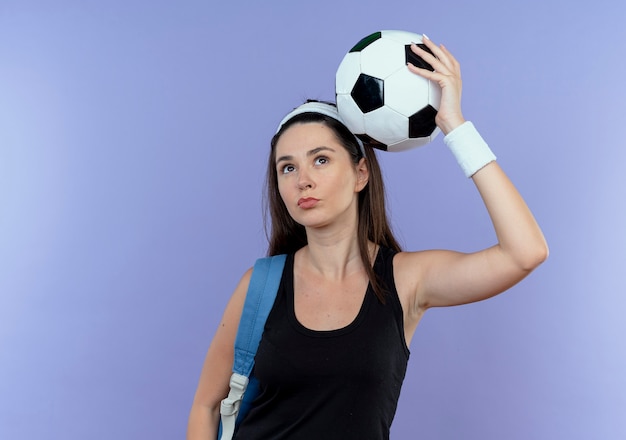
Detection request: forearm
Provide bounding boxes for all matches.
[442,121,548,270]
[472,161,548,270]
[187,402,220,440]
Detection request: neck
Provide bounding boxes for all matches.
[298,225,371,280]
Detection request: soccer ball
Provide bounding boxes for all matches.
[336,30,441,152]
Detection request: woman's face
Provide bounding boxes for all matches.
[274,122,368,230]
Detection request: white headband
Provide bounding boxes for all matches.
[276,101,366,157]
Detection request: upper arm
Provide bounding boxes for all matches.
[395,158,548,319]
[395,246,536,312]
[190,267,253,410]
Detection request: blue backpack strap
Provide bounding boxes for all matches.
[219,254,286,440]
[233,254,287,376]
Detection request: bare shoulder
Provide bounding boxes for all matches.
[209,266,254,358]
[392,249,463,311]
[394,248,463,275]
[393,249,448,286]
[209,266,255,355]
[222,267,254,328]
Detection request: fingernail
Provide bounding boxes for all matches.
[422,33,430,40]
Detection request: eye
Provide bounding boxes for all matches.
[281,164,296,174]
[314,156,329,166]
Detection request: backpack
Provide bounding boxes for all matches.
[218,254,287,440]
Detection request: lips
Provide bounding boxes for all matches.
[297,197,319,209]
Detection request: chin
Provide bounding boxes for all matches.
[294,215,332,230]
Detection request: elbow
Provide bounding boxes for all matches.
[502,236,549,274]
[535,237,550,266]
[519,240,549,272]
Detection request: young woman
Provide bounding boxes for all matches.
[187,36,548,439]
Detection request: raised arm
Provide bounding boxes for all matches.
[396,36,548,313]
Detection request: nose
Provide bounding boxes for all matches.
[297,169,314,191]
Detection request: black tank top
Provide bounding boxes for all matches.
[233,246,410,440]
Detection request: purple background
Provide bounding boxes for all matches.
[1,1,625,439]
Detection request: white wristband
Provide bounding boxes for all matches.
[443,121,496,178]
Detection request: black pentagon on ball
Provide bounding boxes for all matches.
[351,73,384,113]
[408,105,438,138]
[349,31,382,53]
[405,43,435,72]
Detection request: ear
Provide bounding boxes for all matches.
[354,157,369,192]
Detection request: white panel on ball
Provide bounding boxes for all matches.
[381,29,423,45]
[363,106,408,145]
[388,135,433,152]
[384,67,434,116]
[335,52,363,95]
[336,94,366,134]
[360,38,405,80]
[428,78,441,106]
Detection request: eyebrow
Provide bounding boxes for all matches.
[275,146,336,164]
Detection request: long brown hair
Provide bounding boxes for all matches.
[264,103,402,302]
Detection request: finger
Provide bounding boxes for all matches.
[407,62,441,83]
[410,43,450,75]
[425,39,461,76]
[437,44,461,73]
[418,36,450,65]
[417,36,459,73]
[407,61,428,76]
[419,34,437,52]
